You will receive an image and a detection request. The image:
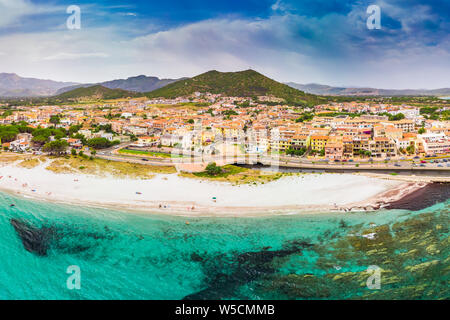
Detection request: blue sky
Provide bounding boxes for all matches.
[0,0,448,89]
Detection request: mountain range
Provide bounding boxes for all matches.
[44,70,324,106]
[0,73,181,97]
[55,75,183,95]
[285,82,450,97]
[0,73,77,97]
[1,72,449,101]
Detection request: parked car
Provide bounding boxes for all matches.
[141,158,149,162]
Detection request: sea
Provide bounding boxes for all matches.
[0,186,448,300]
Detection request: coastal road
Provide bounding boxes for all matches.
[91,144,450,174]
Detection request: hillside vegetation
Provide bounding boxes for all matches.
[146,70,327,107]
[55,85,137,102]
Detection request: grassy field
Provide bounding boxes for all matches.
[118,149,185,158]
[179,165,285,185]
[0,152,28,164]
[17,158,42,169]
[2,152,286,184]
[45,156,177,179]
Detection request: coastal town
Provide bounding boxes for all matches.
[1,0,449,304]
[1,92,449,171]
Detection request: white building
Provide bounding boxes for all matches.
[418,133,450,155]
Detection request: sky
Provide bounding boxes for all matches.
[0,0,448,89]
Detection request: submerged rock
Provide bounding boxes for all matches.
[10,219,55,256]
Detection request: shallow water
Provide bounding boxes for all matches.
[0,191,448,300]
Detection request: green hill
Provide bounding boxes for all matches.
[55,85,137,101]
[146,70,326,107]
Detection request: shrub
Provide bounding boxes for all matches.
[205,162,223,176]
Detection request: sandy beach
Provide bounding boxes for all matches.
[0,160,426,216]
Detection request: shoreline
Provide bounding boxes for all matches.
[0,182,426,218]
[0,161,431,217]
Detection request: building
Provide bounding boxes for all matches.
[391,119,414,133]
[309,135,329,151]
[369,137,396,158]
[290,134,309,150]
[325,141,344,160]
[418,133,450,155]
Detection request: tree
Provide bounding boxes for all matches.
[286,147,306,157]
[69,124,82,136]
[0,125,19,142]
[1,110,13,118]
[388,113,405,121]
[31,127,53,145]
[43,140,68,155]
[406,144,415,154]
[205,162,223,176]
[418,127,426,134]
[31,135,49,146]
[74,133,87,144]
[49,115,61,125]
[87,137,113,149]
[295,113,314,123]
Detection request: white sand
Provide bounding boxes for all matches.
[0,161,405,215]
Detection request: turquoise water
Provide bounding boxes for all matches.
[0,192,448,300]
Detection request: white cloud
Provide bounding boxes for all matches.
[0,0,60,28]
[0,1,447,89]
[43,52,110,61]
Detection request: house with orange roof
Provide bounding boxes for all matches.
[290,134,309,150]
[369,137,396,158]
[309,135,329,151]
[325,140,344,160]
[135,136,160,147]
